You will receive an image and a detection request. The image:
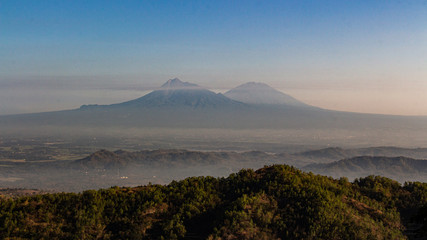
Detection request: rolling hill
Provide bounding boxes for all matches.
[303,156,427,182]
[296,146,427,162]
[2,146,427,191]
[72,149,283,170]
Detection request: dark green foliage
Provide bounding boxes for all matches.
[0,164,426,239]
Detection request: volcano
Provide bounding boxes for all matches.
[111,78,245,109]
[225,82,310,107]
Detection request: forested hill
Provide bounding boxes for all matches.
[1,165,426,239]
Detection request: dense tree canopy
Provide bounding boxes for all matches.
[0,164,426,239]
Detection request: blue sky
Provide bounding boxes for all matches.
[1,0,427,115]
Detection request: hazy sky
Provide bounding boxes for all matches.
[1,0,427,115]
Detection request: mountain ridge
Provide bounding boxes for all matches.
[1,78,427,132]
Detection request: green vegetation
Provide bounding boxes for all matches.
[0,165,426,239]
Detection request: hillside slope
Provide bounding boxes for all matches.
[0,165,426,239]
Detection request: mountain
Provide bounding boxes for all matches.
[303,156,427,182]
[224,82,310,107]
[1,164,426,239]
[90,78,245,110]
[1,78,426,134]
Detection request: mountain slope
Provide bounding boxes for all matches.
[224,82,310,107]
[113,78,245,109]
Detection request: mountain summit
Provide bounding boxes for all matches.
[160,78,199,90]
[224,82,310,107]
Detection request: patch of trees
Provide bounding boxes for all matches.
[0,164,426,239]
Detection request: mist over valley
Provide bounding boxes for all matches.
[1,78,427,193]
